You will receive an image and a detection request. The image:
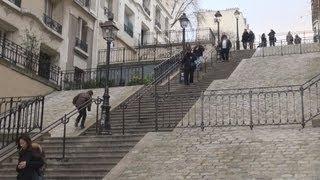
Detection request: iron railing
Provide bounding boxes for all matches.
[0,96,44,150]
[143,3,150,15]
[253,39,320,57]
[43,14,63,34]
[0,35,61,84]
[176,71,320,130]
[75,38,88,52]
[74,0,90,7]
[59,66,150,90]
[98,46,182,65]
[8,0,21,7]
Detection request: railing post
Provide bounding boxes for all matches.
[40,96,44,130]
[300,87,305,128]
[167,72,170,92]
[299,43,302,54]
[154,83,159,131]
[60,71,63,90]
[281,40,283,56]
[122,104,125,135]
[62,114,67,160]
[15,104,22,141]
[122,48,126,64]
[249,90,253,130]
[262,47,265,58]
[201,92,205,131]
[138,97,141,123]
[153,45,156,62]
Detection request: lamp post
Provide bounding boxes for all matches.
[179,13,189,52]
[99,14,119,134]
[214,11,222,43]
[178,13,189,83]
[234,10,240,50]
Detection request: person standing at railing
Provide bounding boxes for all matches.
[218,35,232,62]
[268,29,276,46]
[241,29,249,49]
[182,44,196,85]
[73,90,93,129]
[248,30,255,49]
[31,143,46,180]
[286,31,294,45]
[261,33,267,47]
[294,34,302,44]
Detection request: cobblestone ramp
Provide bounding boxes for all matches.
[105,126,320,179]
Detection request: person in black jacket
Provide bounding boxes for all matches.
[16,134,44,180]
[268,29,276,46]
[219,35,232,61]
[241,29,249,49]
[182,44,196,85]
[248,30,255,49]
[261,33,267,47]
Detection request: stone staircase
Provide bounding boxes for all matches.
[0,49,254,180]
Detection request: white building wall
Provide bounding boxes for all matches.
[198,8,247,44]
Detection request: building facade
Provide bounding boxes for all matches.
[197,8,247,44]
[312,0,320,39]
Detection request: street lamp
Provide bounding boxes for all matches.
[214,11,222,43]
[99,14,119,134]
[234,9,240,50]
[179,13,189,52]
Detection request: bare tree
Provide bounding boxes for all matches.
[169,0,200,28]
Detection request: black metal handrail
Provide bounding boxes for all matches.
[0,96,40,116]
[124,24,133,37]
[75,37,88,52]
[0,96,44,150]
[0,35,61,84]
[43,14,62,34]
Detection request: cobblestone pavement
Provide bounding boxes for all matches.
[106,126,320,180]
[209,52,320,90]
[43,86,142,137]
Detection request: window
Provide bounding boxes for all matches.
[76,18,88,52]
[124,6,134,37]
[45,0,53,17]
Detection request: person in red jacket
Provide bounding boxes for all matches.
[73,90,93,129]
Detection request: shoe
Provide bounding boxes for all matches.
[80,126,85,129]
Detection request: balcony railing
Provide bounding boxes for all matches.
[143,4,150,15]
[124,23,134,37]
[155,19,161,29]
[0,35,61,84]
[8,0,21,7]
[43,14,63,34]
[74,0,90,7]
[104,7,114,18]
[75,38,88,52]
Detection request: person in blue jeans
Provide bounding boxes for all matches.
[182,44,196,85]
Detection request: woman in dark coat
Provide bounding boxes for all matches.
[16,134,44,180]
[182,44,196,85]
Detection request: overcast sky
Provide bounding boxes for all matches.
[199,0,312,36]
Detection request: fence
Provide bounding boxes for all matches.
[0,96,44,150]
[176,70,320,130]
[0,36,61,84]
[59,65,151,90]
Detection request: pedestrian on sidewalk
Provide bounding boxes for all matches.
[219,35,232,61]
[261,33,267,47]
[16,134,44,180]
[241,29,249,49]
[268,29,276,46]
[73,90,93,129]
[248,30,255,49]
[286,31,294,45]
[182,43,196,85]
[193,43,205,70]
[294,34,302,44]
[31,143,46,180]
